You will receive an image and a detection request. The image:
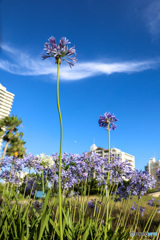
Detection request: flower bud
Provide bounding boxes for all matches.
[55,57,61,65]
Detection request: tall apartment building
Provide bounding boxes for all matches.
[145,158,160,190]
[0,84,15,151]
[90,144,135,169]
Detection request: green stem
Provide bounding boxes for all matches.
[7,158,15,193]
[23,168,31,199]
[106,124,110,233]
[131,197,140,232]
[42,169,45,198]
[143,197,160,236]
[57,58,63,240]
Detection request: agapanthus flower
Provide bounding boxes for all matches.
[25,177,37,196]
[157,209,160,214]
[36,153,55,168]
[128,170,156,199]
[98,112,118,130]
[87,200,95,209]
[156,168,160,181]
[130,203,145,217]
[139,206,145,217]
[42,36,77,67]
[33,201,43,210]
[148,198,155,207]
[130,202,137,212]
[87,199,101,211]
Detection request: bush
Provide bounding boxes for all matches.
[146,188,157,194]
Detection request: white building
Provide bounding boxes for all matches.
[90,144,135,169]
[0,84,15,151]
[147,157,160,190]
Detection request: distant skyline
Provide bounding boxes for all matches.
[1,0,160,171]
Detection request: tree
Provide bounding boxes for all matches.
[6,132,26,158]
[0,116,22,158]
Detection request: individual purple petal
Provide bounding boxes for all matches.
[42,54,50,60]
[59,37,70,48]
[48,36,57,48]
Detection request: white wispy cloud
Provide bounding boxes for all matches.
[144,0,160,37]
[0,44,159,81]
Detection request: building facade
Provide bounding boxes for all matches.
[146,157,160,190]
[0,84,15,151]
[90,144,135,169]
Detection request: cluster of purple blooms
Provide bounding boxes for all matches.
[32,200,43,210]
[98,112,118,130]
[156,168,160,181]
[24,177,37,197]
[115,169,156,202]
[148,198,160,208]
[130,202,145,217]
[148,198,155,207]
[68,191,80,200]
[0,151,157,202]
[42,36,77,67]
[87,199,101,212]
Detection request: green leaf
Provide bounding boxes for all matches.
[82,218,91,240]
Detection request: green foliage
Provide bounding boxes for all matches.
[6,131,26,158]
[0,115,26,158]
[73,178,100,195]
[0,191,159,239]
[0,183,4,192]
[19,173,50,197]
[147,188,157,193]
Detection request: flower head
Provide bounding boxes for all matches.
[157,209,160,214]
[42,36,77,67]
[36,153,55,168]
[139,206,145,217]
[156,168,160,181]
[148,198,155,207]
[98,112,118,130]
[33,200,43,210]
[130,202,145,217]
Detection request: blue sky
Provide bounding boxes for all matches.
[0,0,160,171]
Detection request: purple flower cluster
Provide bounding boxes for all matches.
[148,198,160,207]
[98,112,118,130]
[25,177,37,196]
[130,202,145,217]
[87,200,95,209]
[42,36,77,67]
[110,168,156,202]
[68,191,80,199]
[33,200,43,210]
[107,158,133,183]
[148,198,155,207]
[0,152,156,203]
[87,199,101,210]
[129,170,156,199]
[156,168,160,181]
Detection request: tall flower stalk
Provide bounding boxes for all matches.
[98,112,118,233]
[42,36,77,240]
[56,58,63,239]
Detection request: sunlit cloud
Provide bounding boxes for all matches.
[0,44,159,81]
